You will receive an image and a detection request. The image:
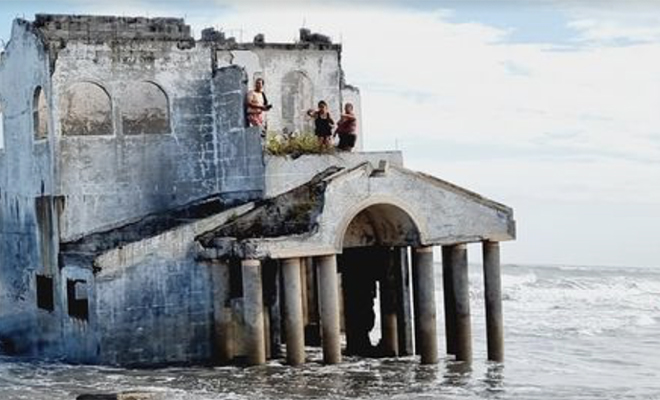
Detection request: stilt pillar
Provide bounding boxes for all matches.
[282,258,306,366]
[316,254,342,364]
[442,246,458,355]
[210,260,233,364]
[395,247,414,356]
[380,250,398,356]
[304,258,321,345]
[413,246,438,364]
[242,259,266,366]
[451,244,472,362]
[483,241,504,362]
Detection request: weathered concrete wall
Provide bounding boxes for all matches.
[59,264,98,363]
[212,68,265,197]
[264,151,403,197]
[216,46,358,136]
[90,203,254,365]
[95,259,213,366]
[0,20,63,357]
[0,15,266,362]
[34,14,193,43]
[51,38,264,241]
[0,101,6,151]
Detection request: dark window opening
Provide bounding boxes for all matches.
[229,259,243,299]
[36,274,54,311]
[35,196,55,272]
[67,279,89,321]
[33,86,49,140]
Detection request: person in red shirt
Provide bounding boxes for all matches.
[335,102,357,151]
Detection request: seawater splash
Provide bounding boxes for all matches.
[2,264,660,400]
[492,264,660,339]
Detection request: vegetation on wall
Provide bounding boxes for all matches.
[265,131,335,157]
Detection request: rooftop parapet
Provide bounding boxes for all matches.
[33,14,193,42]
[201,27,340,51]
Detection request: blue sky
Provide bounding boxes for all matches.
[2,1,660,267]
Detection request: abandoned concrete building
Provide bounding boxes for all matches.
[0,14,515,367]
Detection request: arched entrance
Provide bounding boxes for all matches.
[338,203,421,357]
[280,71,314,134]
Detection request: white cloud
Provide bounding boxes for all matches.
[562,3,660,43]
[410,155,660,204]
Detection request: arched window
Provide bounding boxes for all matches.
[281,71,314,134]
[33,86,49,140]
[122,82,170,135]
[60,82,113,136]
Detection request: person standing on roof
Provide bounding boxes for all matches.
[335,102,357,151]
[246,77,272,132]
[307,100,335,147]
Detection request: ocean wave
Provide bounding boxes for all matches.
[476,264,660,340]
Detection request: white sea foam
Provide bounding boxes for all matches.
[634,314,657,327]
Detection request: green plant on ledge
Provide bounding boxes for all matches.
[265,130,335,157]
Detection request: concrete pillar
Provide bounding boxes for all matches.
[451,244,472,362]
[263,306,271,358]
[300,261,309,326]
[338,273,346,333]
[412,253,421,356]
[242,259,266,366]
[413,246,438,364]
[282,258,305,366]
[210,260,233,364]
[263,261,282,359]
[483,241,504,362]
[442,246,458,355]
[396,247,414,356]
[316,254,342,364]
[269,271,283,359]
[380,250,399,356]
[304,258,321,345]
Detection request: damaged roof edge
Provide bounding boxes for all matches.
[196,166,344,247]
[395,166,514,216]
[23,14,341,50]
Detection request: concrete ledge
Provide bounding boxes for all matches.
[265,151,403,197]
[94,202,255,276]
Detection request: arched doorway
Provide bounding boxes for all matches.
[338,203,421,357]
[280,71,314,134]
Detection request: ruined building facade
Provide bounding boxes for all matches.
[0,15,514,366]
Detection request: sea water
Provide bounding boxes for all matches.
[1,263,659,399]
